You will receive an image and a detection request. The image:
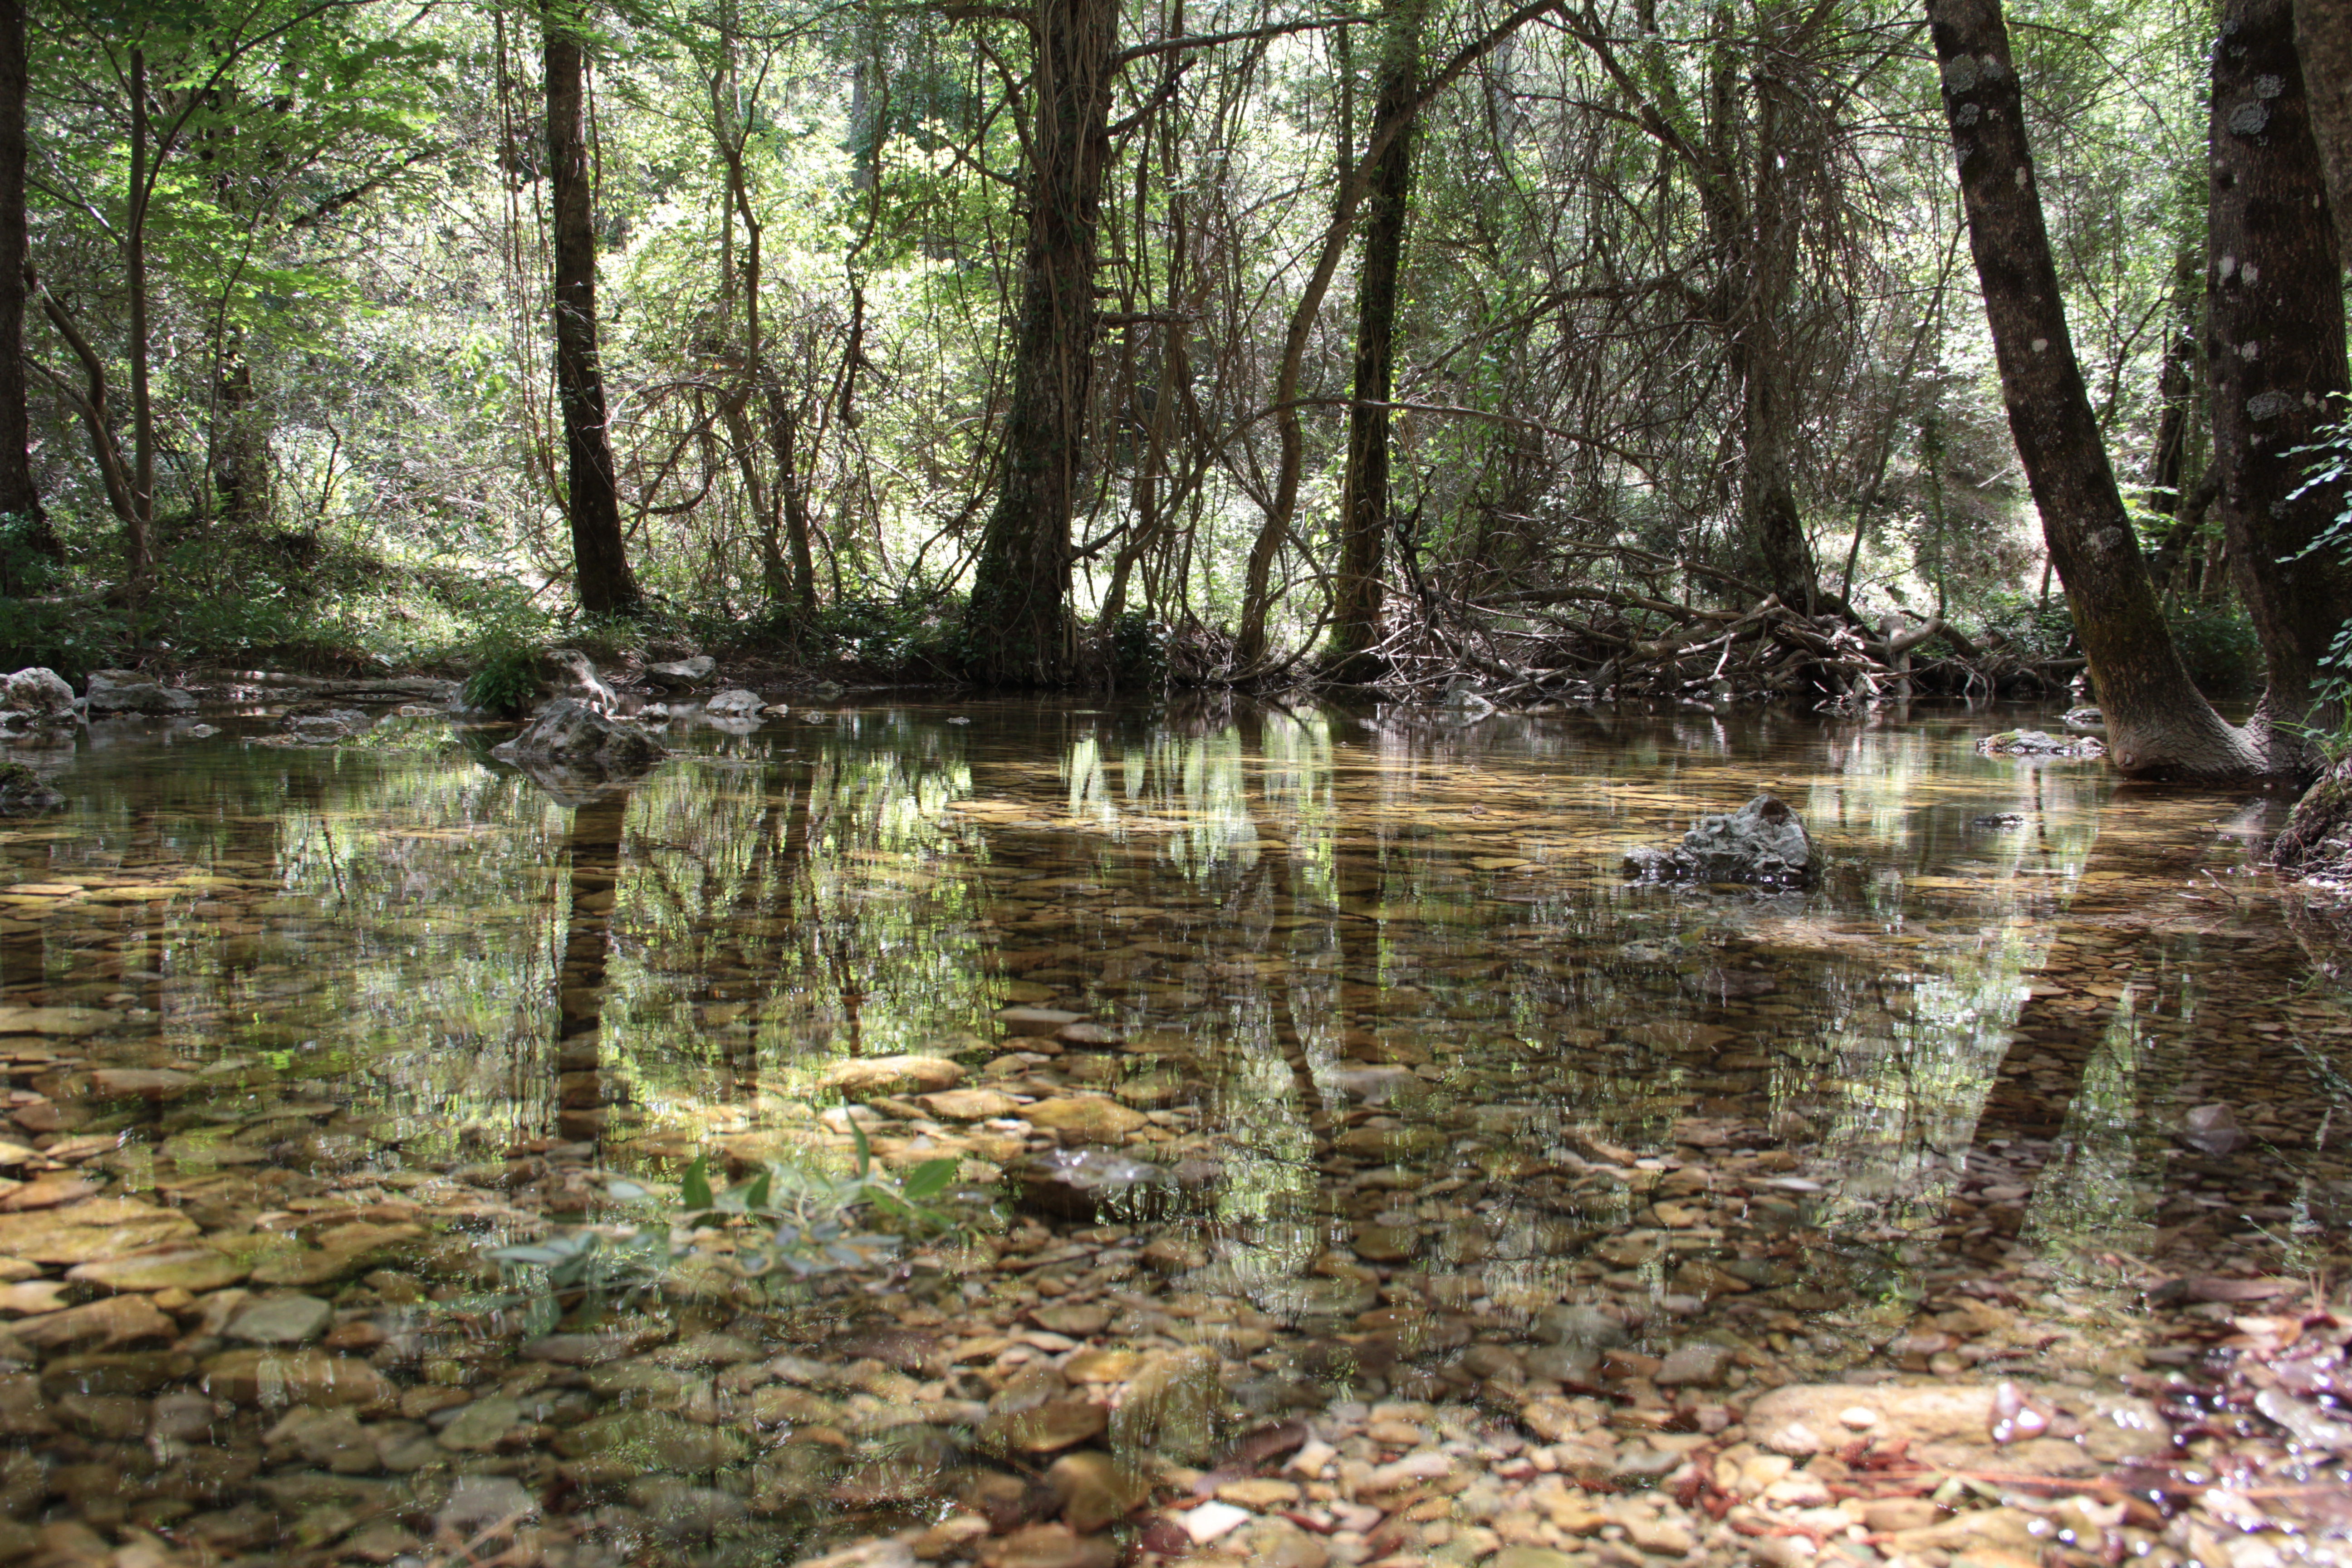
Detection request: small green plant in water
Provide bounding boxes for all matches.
[484,1127,963,1333]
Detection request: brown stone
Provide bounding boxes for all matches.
[822,1056,965,1096]
[16,1294,176,1351]
[201,1349,396,1411]
[0,1197,199,1264]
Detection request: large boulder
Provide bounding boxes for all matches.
[1625,794,1819,886]
[644,655,717,692]
[3,667,76,721]
[84,669,197,715]
[491,699,667,787]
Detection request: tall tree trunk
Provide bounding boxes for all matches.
[2208,0,2352,754]
[544,16,644,618]
[961,0,1116,686]
[1329,0,1426,676]
[0,0,44,556]
[2295,0,2352,270]
[1926,0,2261,779]
[124,47,155,589]
[2141,240,2203,595]
[1735,54,1818,611]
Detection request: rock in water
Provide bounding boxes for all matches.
[0,764,62,816]
[83,669,198,715]
[280,705,372,742]
[1976,729,2104,757]
[705,688,765,716]
[2180,1102,2247,1156]
[644,655,717,692]
[1624,794,1819,886]
[2062,706,2107,735]
[541,647,617,712]
[1013,1148,1176,1221]
[491,699,667,787]
[3,667,75,721]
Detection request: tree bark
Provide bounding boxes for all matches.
[544,15,644,619]
[961,0,1117,685]
[2295,0,2352,270]
[1328,0,1426,676]
[1735,50,1818,612]
[212,338,272,531]
[2141,240,2203,595]
[2208,0,2352,753]
[1926,0,2261,778]
[124,47,155,589]
[0,0,44,549]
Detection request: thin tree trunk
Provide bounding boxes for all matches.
[213,338,272,530]
[2294,0,2352,270]
[544,15,643,618]
[2140,239,2202,595]
[962,0,1117,685]
[0,0,44,549]
[1329,0,1425,675]
[764,382,817,617]
[2207,0,2352,754]
[125,47,155,588]
[1926,0,2260,778]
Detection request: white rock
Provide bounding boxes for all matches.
[1181,1502,1253,1543]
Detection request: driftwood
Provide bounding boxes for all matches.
[1272,548,2087,710]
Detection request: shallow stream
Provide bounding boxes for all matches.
[0,696,2346,1568]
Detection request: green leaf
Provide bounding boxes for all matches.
[681,1154,714,1211]
[850,1118,872,1180]
[745,1171,772,1211]
[901,1158,957,1202]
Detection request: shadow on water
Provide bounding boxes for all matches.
[0,698,2342,1565]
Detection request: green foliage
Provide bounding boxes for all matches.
[1969,590,2079,662]
[461,639,541,718]
[482,1138,965,1332]
[796,595,968,670]
[1106,610,1166,686]
[2162,600,2261,700]
[2291,409,2352,752]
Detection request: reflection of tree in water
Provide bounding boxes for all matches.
[554,791,629,1149]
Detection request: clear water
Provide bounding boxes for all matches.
[3,697,2347,1563]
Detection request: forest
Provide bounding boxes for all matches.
[0,0,2347,784]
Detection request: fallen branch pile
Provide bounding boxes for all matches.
[1304,546,2087,709]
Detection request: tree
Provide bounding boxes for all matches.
[1926,0,2260,778]
[2296,0,2352,269]
[960,0,1118,685]
[1328,0,1429,676]
[0,0,42,551]
[545,5,645,618]
[2206,0,2351,755]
